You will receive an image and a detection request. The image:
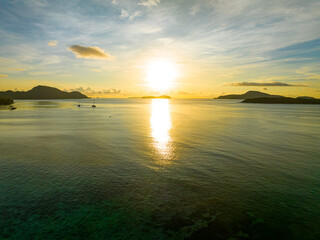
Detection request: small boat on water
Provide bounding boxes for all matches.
[9,105,17,110]
[92,98,96,108]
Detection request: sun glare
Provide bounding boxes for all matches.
[150,99,172,157]
[146,59,178,91]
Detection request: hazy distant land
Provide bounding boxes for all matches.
[141,95,171,99]
[0,86,88,99]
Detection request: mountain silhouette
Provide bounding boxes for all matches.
[0,97,14,105]
[242,97,320,104]
[0,86,88,99]
[216,91,282,99]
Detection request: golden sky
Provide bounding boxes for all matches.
[1,0,320,98]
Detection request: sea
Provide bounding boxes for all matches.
[0,98,319,240]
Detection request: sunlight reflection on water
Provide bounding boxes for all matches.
[150,99,172,159]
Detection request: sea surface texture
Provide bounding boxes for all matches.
[0,99,319,240]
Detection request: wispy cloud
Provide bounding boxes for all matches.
[120,10,142,20]
[224,82,307,87]
[138,0,160,7]
[68,45,112,59]
[29,71,53,75]
[177,91,192,95]
[129,11,142,20]
[90,69,103,72]
[68,87,122,95]
[0,67,26,71]
[0,74,8,78]
[102,88,121,94]
[190,4,200,15]
[48,40,58,46]
[120,9,129,18]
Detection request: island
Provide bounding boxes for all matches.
[0,85,88,99]
[216,91,282,99]
[0,97,14,105]
[141,95,171,99]
[216,91,320,104]
[242,97,320,104]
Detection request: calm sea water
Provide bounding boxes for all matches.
[0,99,319,240]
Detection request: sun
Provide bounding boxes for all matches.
[146,59,178,91]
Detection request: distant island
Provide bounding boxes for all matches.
[216,91,282,99]
[0,85,88,99]
[216,91,320,104]
[141,95,171,99]
[0,97,14,105]
[242,97,320,104]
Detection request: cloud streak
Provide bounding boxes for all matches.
[67,87,122,95]
[0,74,8,77]
[224,82,307,87]
[90,69,103,72]
[48,40,57,46]
[120,10,142,20]
[68,45,112,59]
[139,0,160,7]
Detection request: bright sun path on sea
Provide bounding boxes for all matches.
[146,59,178,91]
[150,99,172,157]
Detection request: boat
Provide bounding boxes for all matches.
[92,98,96,108]
[9,105,17,110]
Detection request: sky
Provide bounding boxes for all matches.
[1,0,320,98]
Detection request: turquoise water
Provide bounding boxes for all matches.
[0,99,320,239]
